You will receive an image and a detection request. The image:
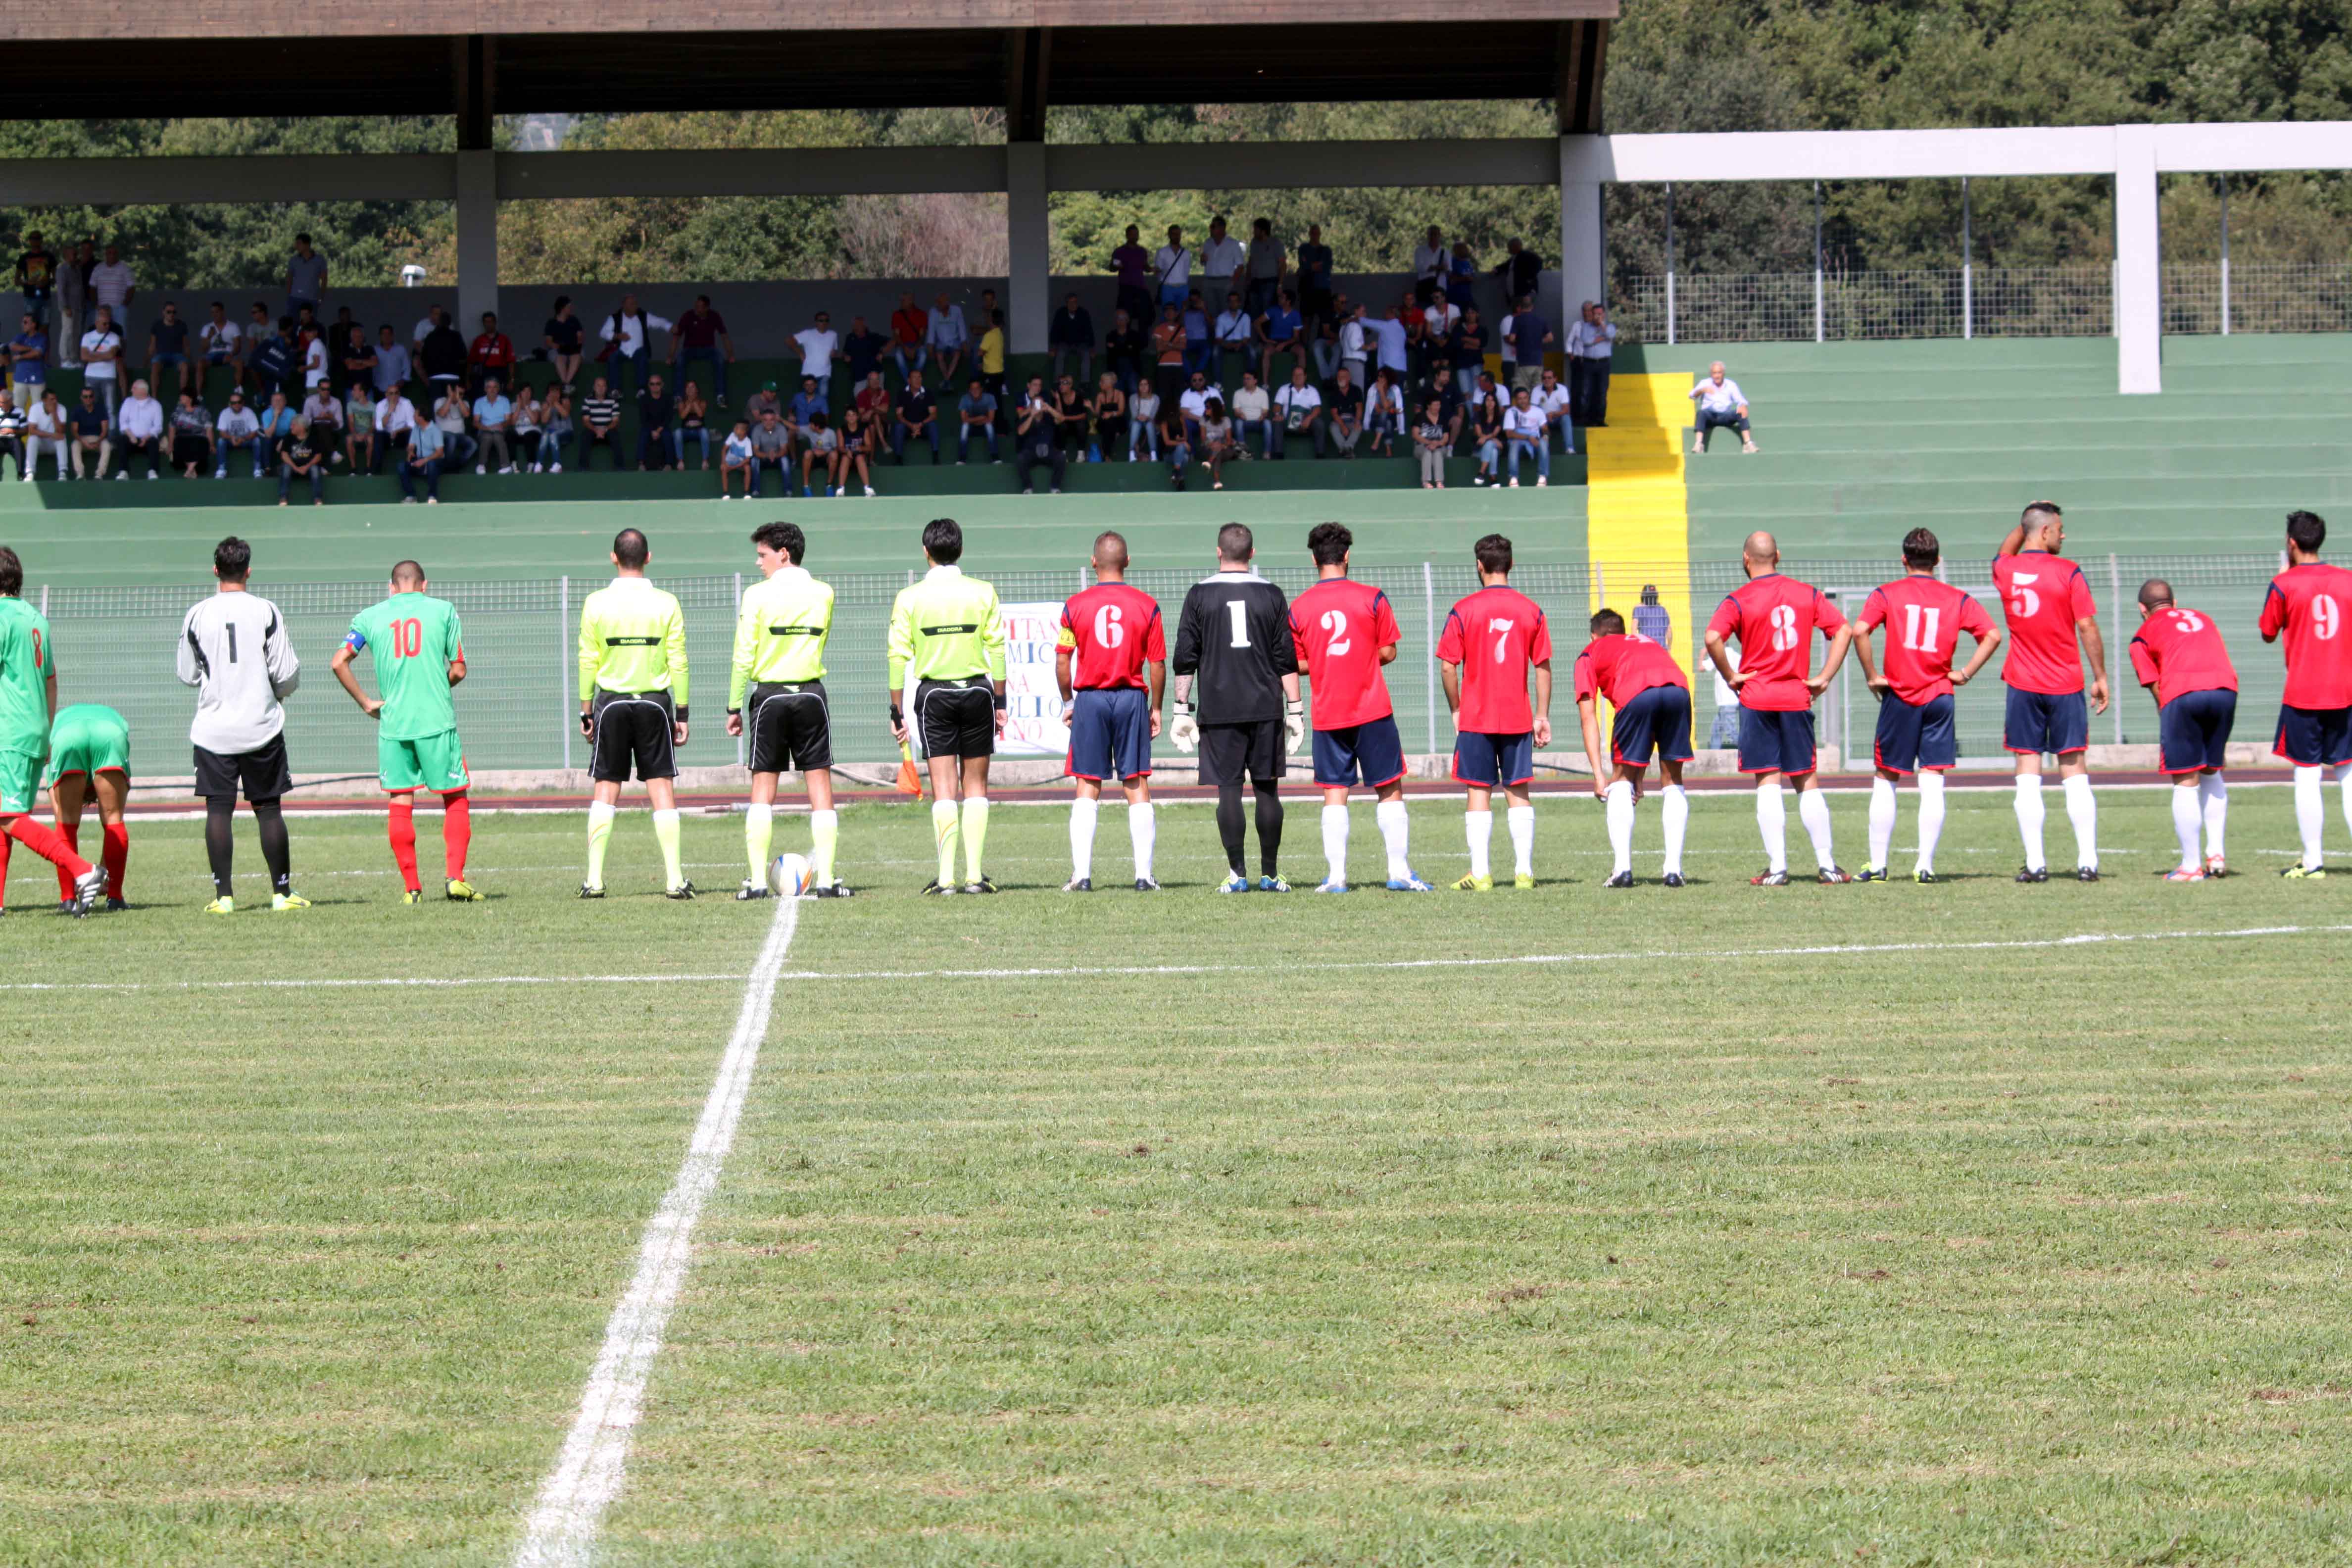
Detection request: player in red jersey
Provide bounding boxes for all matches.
[2258,510,2352,877]
[1436,533,1553,889]
[1993,500,2110,882]
[1703,531,1853,885]
[1290,521,1430,891]
[1573,608,1692,887]
[2128,578,2237,881]
[1057,531,1167,892]
[1850,527,2000,883]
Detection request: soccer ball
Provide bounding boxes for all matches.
[769,852,814,898]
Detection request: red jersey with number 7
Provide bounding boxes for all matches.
[1705,573,1844,712]
[1993,550,2097,695]
[1290,576,1400,730]
[2258,562,2352,710]
[1437,585,1553,734]
[1856,575,1995,705]
[1058,582,1165,690]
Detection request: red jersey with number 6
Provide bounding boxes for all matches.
[1705,574,1843,712]
[2258,562,2352,710]
[1290,577,1400,730]
[1993,550,2096,695]
[1856,575,1995,705]
[2128,604,2237,707]
[1058,582,1165,690]
[1437,585,1554,734]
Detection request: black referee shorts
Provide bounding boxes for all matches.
[746,680,832,774]
[193,732,294,803]
[589,688,678,783]
[1198,718,1284,786]
[915,676,995,759]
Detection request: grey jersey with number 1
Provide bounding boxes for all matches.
[177,589,300,753]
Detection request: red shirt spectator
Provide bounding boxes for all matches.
[469,326,515,372]
[890,300,927,352]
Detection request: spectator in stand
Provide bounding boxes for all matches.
[300,383,344,457]
[1149,302,1186,410]
[90,244,134,329]
[1366,367,1406,456]
[1492,237,1542,306]
[927,292,969,388]
[1296,223,1334,348]
[672,294,734,407]
[631,372,671,471]
[838,405,877,496]
[978,308,1008,410]
[247,316,296,405]
[576,377,621,468]
[284,233,327,315]
[1273,363,1321,458]
[145,301,192,404]
[210,387,260,478]
[1180,290,1213,379]
[1452,306,1488,378]
[167,389,211,478]
[378,381,419,475]
[26,388,67,480]
[798,411,839,497]
[956,377,999,464]
[1632,584,1672,648]
[1091,373,1126,462]
[1051,374,1089,460]
[278,416,328,505]
[1104,307,1144,395]
[254,388,296,474]
[1414,397,1452,489]
[66,385,110,479]
[1505,295,1551,392]
[1337,301,1369,388]
[1413,226,1447,306]
[1534,366,1574,454]
[748,408,789,497]
[1256,288,1301,386]
[1244,217,1286,317]
[889,293,928,383]
[1399,290,1430,382]
[674,380,710,469]
[1198,398,1238,491]
[343,382,377,474]
[80,304,125,419]
[56,241,91,369]
[1229,371,1273,460]
[1049,292,1095,387]
[1689,362,1760,454]
[1503,386,1549,487]
[892,368,938,464]
[1127,382,1161,462]
[432,383,476,470]
[1214,292,1253,386]
[473,376,517,473]
[1421,363,1467,453]
[719,418,753,499]
[539,383,572,472]
[197,301,241,388]
[1013,375,1064,495]
[1326,366,1365,458]
[1447,240,1478,310]
[468,312,515,396]
[1154,225,1192,312]
[841,313,888,390]
[791,310,838,407]
[743,380,783,426]
[13,233,55,342]
[419,311,467,398]
[8,311,47,400]
[1158,395,1191,490]
[787,375,826,441]
[113,378,163,479]
[852,370,890,434]
[1421,291,1462,362]
[371,324,409,399]
[598,295,668,398]
[1178,369,1213,448]
[543,296,583,389]
[1200,217,1245,305]
[510,383,544,472]
[1469,378,1504,485]
[298,319,331,402]
[1110,224,1151,323]
[334,323,376,403]
[1372,303,1410,388]
[0,391,23,479]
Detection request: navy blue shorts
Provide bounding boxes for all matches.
[1452,729,1534,787]
[2004,686,2090,756]
[1738,707,1817,776]
[1066,687,1153,781]
[2273,702,2352,767]
[1313,714,1406,788]
[1611,685,1694,768]
[2157,687,2235,774]
[1873,691,1957,775]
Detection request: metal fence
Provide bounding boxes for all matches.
[36,552,2294,779]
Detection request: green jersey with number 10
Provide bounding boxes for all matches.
[346,592,464,740]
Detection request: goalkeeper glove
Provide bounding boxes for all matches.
[1170,707,1199,753]
[1284,700,1306,754]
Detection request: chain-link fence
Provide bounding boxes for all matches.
[1611,268,2121,345]
[33,551,2294,779]
[2161,263,2352,337]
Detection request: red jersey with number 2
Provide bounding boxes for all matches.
[1993,551,2097,695]
[1058,583,1165,690]
[1706,574,1843,712]
[2128,604,2237,707]
[2259,562,2352,710]
[1437,585,1554,734]
[1290,577,1400,730]
[1857,576,1995,705]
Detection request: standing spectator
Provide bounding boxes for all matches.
[1229,371,1274,459]
[1421,291,1462,356]
[254,388,296,473]
[56,241,92,369]
[1127,382,1161,462]
[1214,292,1254,386]
[1446,240,1479,311]
[432,382,476,470]
[889,293,929,383]
[837,406,877,496]
[0,391,24,479]
[247,317,296,405]
[841,313,888,390]
[278,417,328,504]
[719,418,753,499]
[1244,218,1286,316]
[1104,307,1145,395]
[1492,237,1543,306]
[90,244,135,327]
[298,319,330,400]
[977,308,1008,409]
[419,311,467,398]
[748,408,789,496]
[1049,292,1095,386]
[212,387,262,478]
[629,372,671,470]
[1371,304,1410,387]
[398,413,445,503]
[1197,398,1238,491]
[1469,378,1504,485]
[926,292,968,388]
[73,382,124,476]
[797,412,839,497]
[333,324,376,402]
[1091,372,1127,462]
[1326,366,1365,458]
[1413,397,1452,489]
[284,233,327,315]
[1149,302,1187,410]
[13,232,56,341]
[474,376,517,473]
[1503,386,1549,487]
[542,296,584,389]
[597,294,668,397]
[1110,224,1153,324]
[198,301,242,389]
[145,301,192,404]
[672,294,734,406]
[467,312,515,395]
[80,305,126,420]
[1153,225,1192,311]
[1573,302,1618,426]
[892,368,939,464]
[1256,288,1302,386]
[1451,305,1489,378]
[1200,217,1245,304]
[852,369,891,434]
[510,383,545,472]
[1505,295,1552,392]
[1412,226,1447,306]
[1273,364,1321,458]
[956,377,999,464]
[673,380,710,469]
[1180,291,1213,379]
[343,383,378,474]
[378,382,420,475]
[1689,362,1760,454]
[1296,222,1334,349]
[26,388,68,480]
[1534,366,1575,455]
[1633,584,1673,647]
[790,310,838,407]
[1337,301,1369,388]
[169,390,212,478]
[1365,368,1406,456]
[1014,375,1064,495]
[7,311,47,401]
[579,377,623,468]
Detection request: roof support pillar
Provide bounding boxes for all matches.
[1007,140,1050,356]
[456,149,499,337]
[2113,122,2161,394]
[1559,136,1606,326]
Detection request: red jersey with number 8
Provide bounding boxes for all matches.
[1993,551,2097,695]
[1290,577,1400,730]
[1437,585,1554,734]
[2258,562,2352,710]
[1856,576,1995,705]
[1705,574,1844,712]
[1058,582,1165,690]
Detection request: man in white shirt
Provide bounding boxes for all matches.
[599,295,672,397]
[1502,386,1550,488]
[213,388,263,478]
[1338,305,1369,387]
[1228,370,1273,459]
[1153,226,1192,311]
[89,245,135,317]
[792,312,839,404]
[80,304,126,419]
[177,535,307,913]
[1689,361,1759,454]
[199,302,243,379]
[1177,370,1213,446]
[925,294,968,388]
[1412,226,1447,305]
[1213,292,1254,385]
[1199,217,1245,301]
[24,389,68,481]
[116,377,165,479]
[1532,366,1574,455]
[1272,364,1321,458]
[373,326,411,397]
[1572,302,1619,426]
[377,385,420,472]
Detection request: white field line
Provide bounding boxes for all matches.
[0,973,748,994]
[511,893,801,1568]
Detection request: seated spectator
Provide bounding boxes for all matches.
[301,384,344,448]
[65,385,111,478]
[578,377,622,468]
[1229,371,1273,459]
[674,380,711,469]
[467,313,514,398]
[1244,217,1286,316]
[378,383,419,475]
[1420,364,1467,451]
[372,324,410,400]
[0,391,23,480]
[841,314,888,390]
[168,389,212,478]
[433,383,477,470]
[1413,398,1452,490]
[633,372,671,470]
[1180,291,1213,378]
[743,380,784,426]
[278,416,328,505]
[1091,374,1126,462]
[1469,382,1505,486]
[1272,364,1321,458]
[543,296,584,389]
[511,385,545,472]
[1256,289,1302,386]
[399,413,445,504]
[892,369,938,464]
[199,308,245,394]
[1048,292,1094,386]
[851,371,891,435]
[475,376,517,473]
[1050,375,1089,458]
[25,388,68,481]
[1103,308,1144,395]
[240,301,275,387]
[836,406,876,497]
[1127,384,1162,462]
[1157,398,1191,490]
[148,302,194,394]
[791,310,837,407]
[889,293,928,382]
[1213,292,1253,384]
[798,411,839,497]
[672,294,733,406]
[212,387,262,479]
[539,383,573,472]
[719,418,753,499]
[1176,369,1214,448]
[343,383,377,473]
[1013,376,1063,495]
[1365,368,1406,455]
[956,378,999,464]
[1310,294,1346,384]
[254,388,296,474]
[748,408,789,496]
[787,375,826,439]
[1149,303,1187,410]
[1450,308,1489,381]
[1689,361,1759,453]
[8,312,48,403]
[1325,366,1365,458]
[1531,366,1574,454]
[978,308,1008,406]
[1503,386,1549,487]
[80,305,126,420]
[926,292,967,387]
[1197,398,1237,492]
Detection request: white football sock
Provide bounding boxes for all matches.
[2198,773,2226,861]
[1506,804,1535,877]
[1660,784,1689,877]
[1374,798,1411,881]
[2169,783,2202,872]
[2294,765,2325,867]
[1069,796,1099,881]
[2014,774,2047,872]
[1321,803,1350,885]
[1866,776,1897,871]
[1915,772,1948,873]
[1756,779,1787,874]
[2337,762,2352,844]
[1128,801,1156,880]
[2062,772,2098,871]
[1797,784,1836,871]
[1604,780,1635,875]
[1465,808,1493,880]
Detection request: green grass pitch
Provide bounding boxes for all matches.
[4,788,2349,1566]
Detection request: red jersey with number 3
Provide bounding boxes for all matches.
[2128,604,2237,707]
[1571,633,1685,708]
[2258,562,2352,710]
[1993,551,2097,695]
[1705,574,1843,712]
[1058,582,1165,690]
[1857,575,1995,705]
[1290,577,1400,730]
[1437,585,1554,734]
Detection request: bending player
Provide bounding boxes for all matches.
[1171,523,1300,893]
[1994,501,2108,882]
[1435,533,1551,889]
[332,560,481,902]
[888,518,1007,894]
[0,545,107,916]
[1058,530,1165,892]
[1291,521,1429,892]
[2128,578,2236,881]
[579,528,693,898]
[1704,531,1853,885]
[43,701,132,912]
[179,536,306,914]
[1850,527,2000,883]
[2260,510,2352,879]
[1572,607,1691,888]
[729,521,850,899]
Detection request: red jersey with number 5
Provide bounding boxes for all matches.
[2128,604,2237,707]
[1705,574,1843,712]
[1058,582,1164,690]
[1856,575,1995,705]
[2259,562,2352,710]
[1290,576,1400,730]
[1993,550,2096,695]
[1437,585,1554,734]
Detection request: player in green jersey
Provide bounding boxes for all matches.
[0,545,107,915]
[579,528,693,898]
[727,520,850,899]
[42,702,131,911]
[331,560,481,902]
[887,517,1007,894]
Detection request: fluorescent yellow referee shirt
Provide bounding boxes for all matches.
[887,564,1007,690]
[730,564,834,709]
[578,575,689,702]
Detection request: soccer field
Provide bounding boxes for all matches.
[5,788,2350,1566]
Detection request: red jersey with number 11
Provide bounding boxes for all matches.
[1856,575,1995,705]
[1058,582,1165,690]
[1705,573,1843,712]
[1290,576,1400,730]
[2259,562,2352,710]
[1436,585,1553,734]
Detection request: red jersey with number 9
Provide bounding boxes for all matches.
[1705,573,1844,712]
[1290,576,1400,730]
[1992,550,2097,695]
[1437,585,1554,734]
[2259,562,2352,710]
[1856,575,1995,705]
[1057,582,1165,690]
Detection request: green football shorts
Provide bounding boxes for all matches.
[0,749,35,813]
[378,729,470,793]
[40,706,132,789]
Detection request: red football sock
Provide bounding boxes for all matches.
[101,822,129,900]
[441,790,472,881]
[54,820,80,903]
[5,814,92,881]
[388,795,421,892]
[0,829,12,910]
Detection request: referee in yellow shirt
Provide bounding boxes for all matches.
[728,520,849,899]
[888,517,1007,893]
[578,527,693,898]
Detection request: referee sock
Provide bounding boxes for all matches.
[2170,782,2202,872]
[1915,773,1948,874]
[1375,799,1411,882]
[1507,803,1536,877]
[2293,766,2324,867]
[1127,801,1156,881]
[1660,786,1688,878]
[1465,809,1493,880]
[1604,780,1635,876]
[1069,797,1098,881]
[1756,780,1788,874]
[585,800,616,889]
[1866,777,1897,872]
[931,799,961,885]
[745,802,775,883]
[960,797,990,884]
[2013,774,2047,873]
[651,808,684,890]
[1320,804,1350,885]
[1797,784,1836,872]
[388,796,422,893]
[809,809,839,886]
[2061,773,2098,871]
[2198,773,2227,862]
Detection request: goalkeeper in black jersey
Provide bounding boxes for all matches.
[1171,523,1303,892]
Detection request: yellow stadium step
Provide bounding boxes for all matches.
[1584,374,1698,690]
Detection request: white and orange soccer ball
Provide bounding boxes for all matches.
[769,852,814,898]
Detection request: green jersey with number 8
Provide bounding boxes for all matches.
[345,592,464,740]
[0,595,54,757]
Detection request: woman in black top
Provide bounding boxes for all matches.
[1090,372,1126,461]
[1051,375,1090,457]
[543,295,584,389]
[837,407,876,497]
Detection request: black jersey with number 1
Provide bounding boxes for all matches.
[1173,569,1296,724]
